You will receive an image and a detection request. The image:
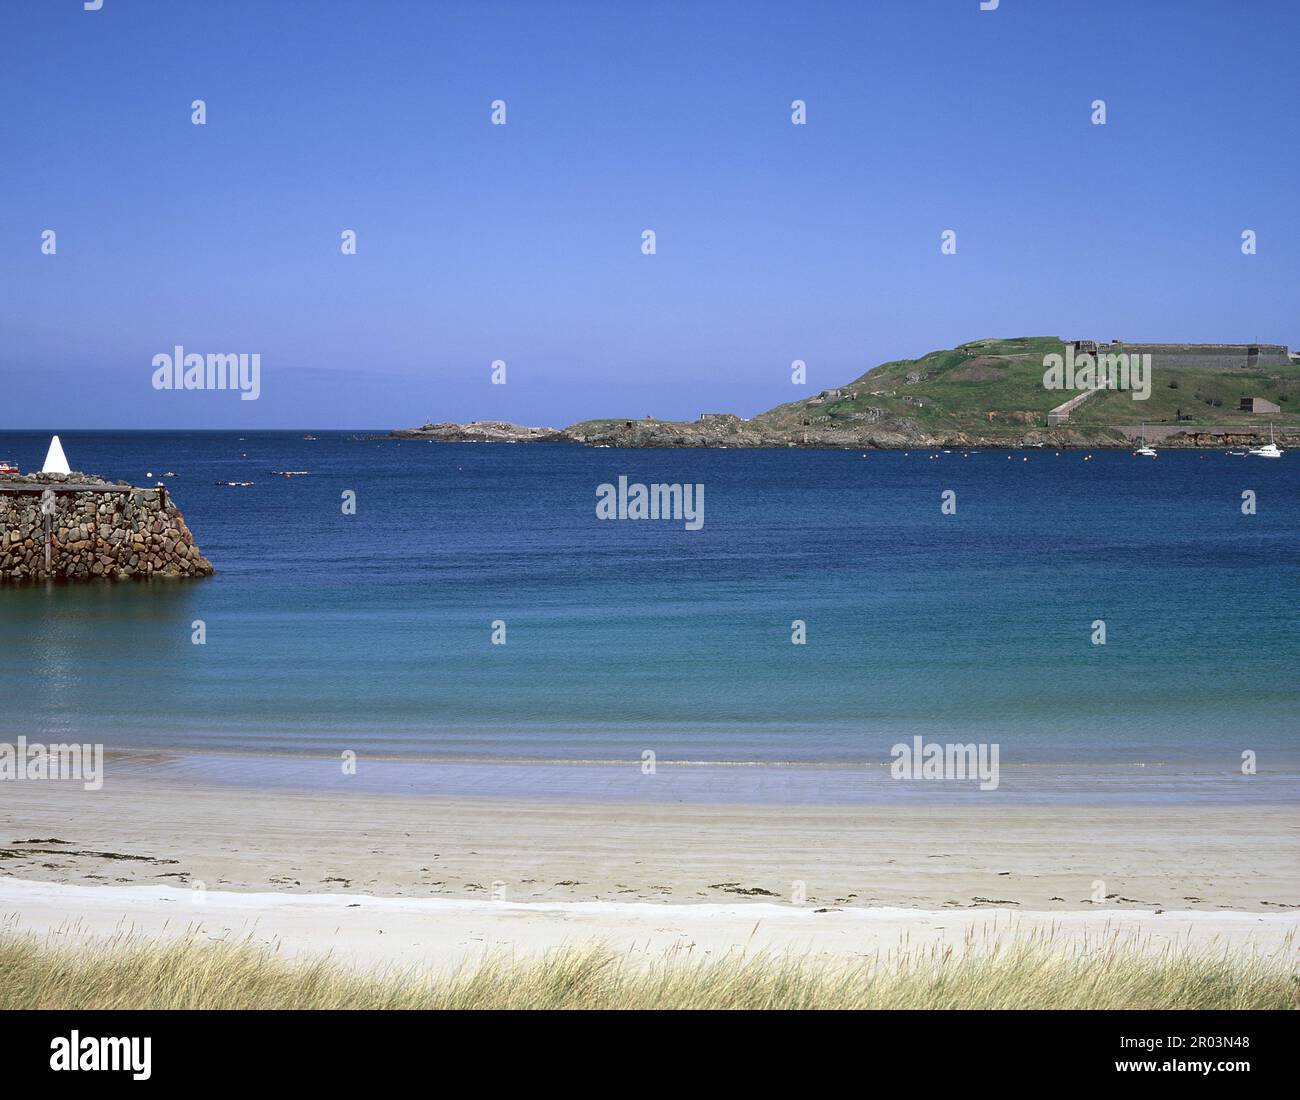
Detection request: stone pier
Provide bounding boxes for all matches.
[0,472,213,582]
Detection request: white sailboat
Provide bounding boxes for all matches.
[1246,424,1283,459]
[1133,424,1157,458]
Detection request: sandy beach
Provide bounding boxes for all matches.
[1,760,1296,970]
[3,877,1297,972]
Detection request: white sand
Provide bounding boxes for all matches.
[2,877,1296,971]
[1,765,1296,971]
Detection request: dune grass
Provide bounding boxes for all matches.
[1,933,1295,1009]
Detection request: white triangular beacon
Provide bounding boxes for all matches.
[42,435,72,475]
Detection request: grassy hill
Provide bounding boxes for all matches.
[1070,365,1298,428]
[750,336,1300,443]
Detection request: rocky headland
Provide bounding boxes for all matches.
[392,337,1300,450]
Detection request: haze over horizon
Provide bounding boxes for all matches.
[2,0,1297,429]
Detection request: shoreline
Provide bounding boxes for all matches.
[60,747,1300,809]
[89,742,1300,770]
[2,769,1295,913]
[390,431,1298,451]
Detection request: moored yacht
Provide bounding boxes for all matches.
[1246,424,1283,458]
[1133,424,1157,458]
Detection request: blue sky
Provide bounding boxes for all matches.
[1,0,1297,428]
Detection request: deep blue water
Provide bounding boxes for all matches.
[1,431,1297,770]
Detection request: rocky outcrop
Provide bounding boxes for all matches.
[0,472,213,582]
[393,414,1300,451]
[391,420,570,443]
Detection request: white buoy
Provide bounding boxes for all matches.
[42,435,71,475]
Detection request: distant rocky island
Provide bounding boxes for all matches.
[394,337,1299,449]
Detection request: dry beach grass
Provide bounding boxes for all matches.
[2,932,1295,1010]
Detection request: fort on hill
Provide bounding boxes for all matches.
[1066,341,1292,371]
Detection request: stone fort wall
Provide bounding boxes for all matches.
[1070,342,1291,371]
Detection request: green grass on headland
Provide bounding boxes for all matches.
[1070,366,1299,427]
[784,337,1300,435]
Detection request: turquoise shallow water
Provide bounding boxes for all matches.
[138,753,1296,807]
[1,432,1297,776]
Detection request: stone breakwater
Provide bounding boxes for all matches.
[0,472,213,582]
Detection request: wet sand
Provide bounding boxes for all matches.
[1,763,1295,915]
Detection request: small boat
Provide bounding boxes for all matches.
[1133,424,1157,458]
[1246,424,1283,459]
[270,470,310,478]
[0,461,19,475]
[215,480,255,487]
[302,434,319,441]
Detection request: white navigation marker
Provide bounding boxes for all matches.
[42,434,72,475]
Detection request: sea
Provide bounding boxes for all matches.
[1,431,1296,803]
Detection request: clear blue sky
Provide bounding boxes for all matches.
[2,0,1297,428]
